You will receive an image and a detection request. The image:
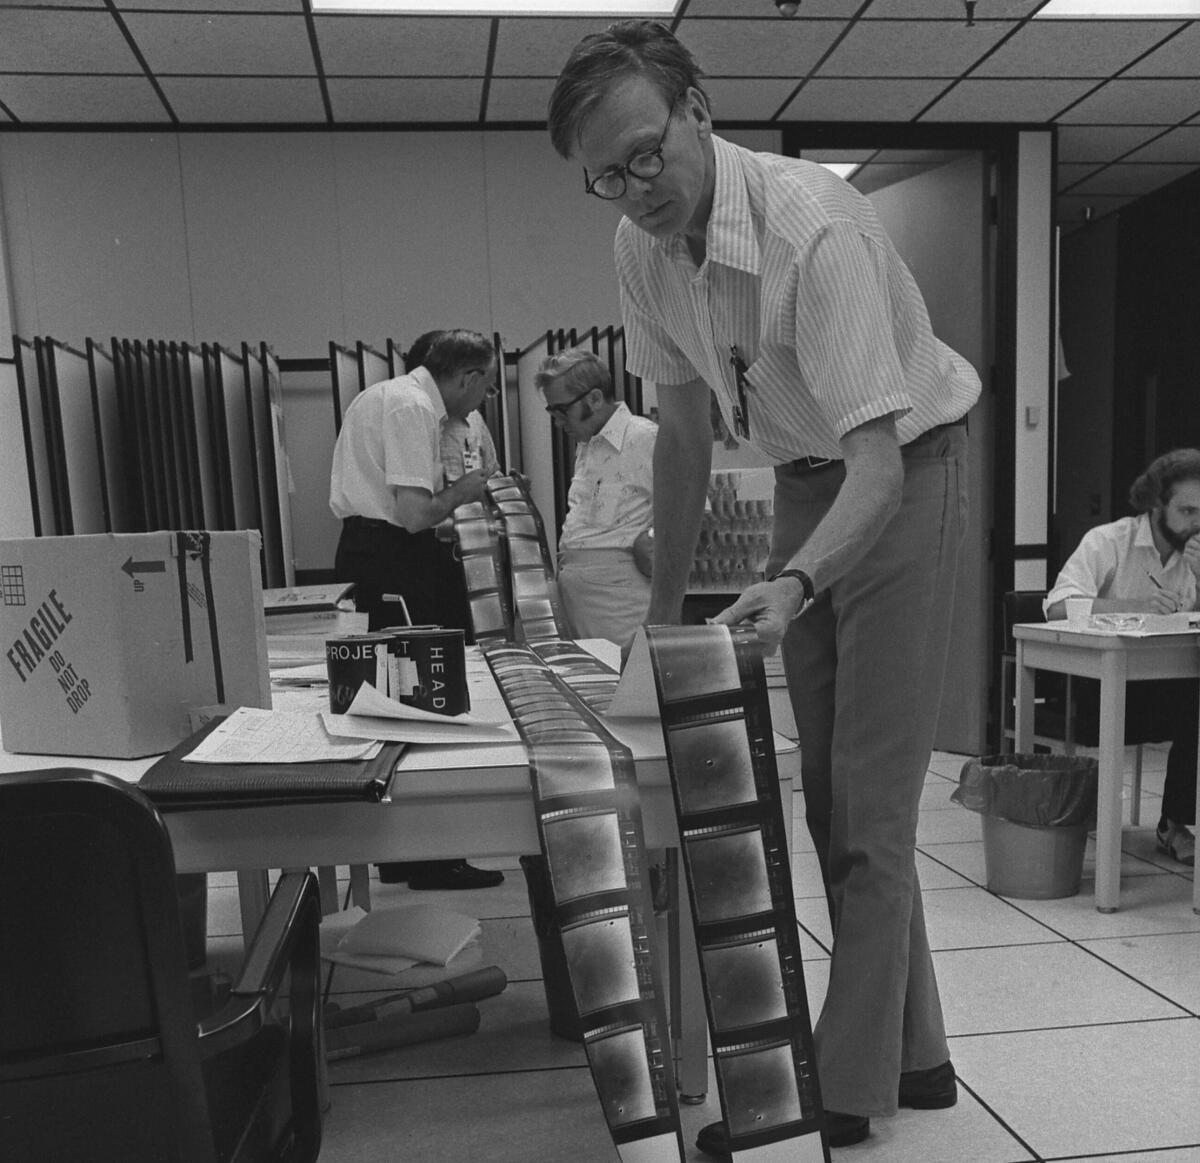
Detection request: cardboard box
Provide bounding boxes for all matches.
[0,531,271,758]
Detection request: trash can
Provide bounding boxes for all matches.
[952,754,1098,900]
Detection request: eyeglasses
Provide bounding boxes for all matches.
[583,97,679,201]
[544,386,593,418]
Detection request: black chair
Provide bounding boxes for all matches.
[999,590,1149,823]
[0,768,323,1163]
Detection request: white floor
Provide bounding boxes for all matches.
[203,742,1200,1162]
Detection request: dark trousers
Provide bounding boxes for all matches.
[334,518,473,640]
[1073,677,1198,826]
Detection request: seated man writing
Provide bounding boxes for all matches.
[1044,447,1200,865]
[536,350,657,650]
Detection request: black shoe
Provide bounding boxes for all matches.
[406,859,504,891]
[696,1111,869,1157]
[899,1060,958,1109]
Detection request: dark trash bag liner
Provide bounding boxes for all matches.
[952,753,1098,828]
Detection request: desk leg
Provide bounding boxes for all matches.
[237,869,271,943]
[1194,678,1200,916]
[1094,654,1127,914]
[1014,641,1035,753]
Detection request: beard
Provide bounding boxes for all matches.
[1156,509,1191,552]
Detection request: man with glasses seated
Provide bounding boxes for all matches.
[330,327,503,892]
[536,349,657,650]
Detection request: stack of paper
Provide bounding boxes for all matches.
[323,681,518,744]
[264,582,368,666]
[322,904,483,979]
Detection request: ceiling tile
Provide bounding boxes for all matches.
[798,147,877,163]
[1056,162,1106,190]
[706,78,807,121]
[1055,192,1134,227]
[113,1,303,9]
[1058,78,1200,124]
[327,77,483,122]
[867,0,1043,15]
[779,77,949,121]
[1066,161,1197,196]
[819,19,1013,78]
[1122,124,1200,162]
[1122,21,1200,77]
[491,18,614,76]
[922,78,1096,121]
[121,12,314,76]
[971,20,1180,78]
[315,15,493,76]
[0,75,166,122]
[0,9,140,73]
[486,77,554,122]
[160,76,326,123]
[674,19,844,76]
[1056,124,1167,162]
[684,0,863,15]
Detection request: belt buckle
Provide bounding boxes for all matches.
[802,455,833,471]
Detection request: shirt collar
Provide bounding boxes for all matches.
[412,366,447,423]
[655,134,760,275]
[589,401,632,452]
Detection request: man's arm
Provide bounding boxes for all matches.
[715,413,903,652]
[392,470,489,533]
[647,378,713,625]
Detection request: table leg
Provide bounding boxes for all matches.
[1194,677,1200,916]
[237,868,271,942]
[1094,653,1127,913]
[1014,641,1035,753]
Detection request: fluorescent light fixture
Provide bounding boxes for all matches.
[1034,1,1200,16]
[820,162,861,181]
[312,1,678,13]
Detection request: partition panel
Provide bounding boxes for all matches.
[166,341,204,529]
[181,342,224,530]
[356,341,392,392]
[85,339,127,532]
[32,337,70,535]
[261,345,296,587]
[132,338,171,529]
[242,341,285,587]
[111,339,152,531]
[210,344,259,533]
[45,339,107,534]
[329,342,359,433]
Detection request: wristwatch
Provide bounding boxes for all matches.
[768,568,815,619]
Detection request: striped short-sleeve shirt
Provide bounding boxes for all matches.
[617,135,981,464]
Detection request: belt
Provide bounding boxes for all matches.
[344,515,392,529]
[785,416,967,475]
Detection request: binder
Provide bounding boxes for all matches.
[138,715,405,810]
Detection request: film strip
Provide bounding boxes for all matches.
[483,474,568,643]
[482,640,683,1162]
[447,499,512,644]
[644,623,829,1163]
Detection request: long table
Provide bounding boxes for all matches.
[1012,621,1200,914]
[0,639,797,1101]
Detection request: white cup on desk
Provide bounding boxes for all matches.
[1065,597,1093,629]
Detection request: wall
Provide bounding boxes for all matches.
[0,128,623,559]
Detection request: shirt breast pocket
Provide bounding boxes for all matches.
[591,478,626,528]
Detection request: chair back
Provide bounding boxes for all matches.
[1003,589,1048,650]
[0,769,217,1163]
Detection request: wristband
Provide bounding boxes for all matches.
[769,568,815,614]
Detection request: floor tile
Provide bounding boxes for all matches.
[1059,1152,1200,1162]
[921,885,1064,950]
[932,941,1184,1037]
[918,806,993,845]
[1006,870,1200,940]
[949,1019,1200,1158]
[1079,931,1200,1013]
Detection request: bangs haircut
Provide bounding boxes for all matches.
[547,19,707,160]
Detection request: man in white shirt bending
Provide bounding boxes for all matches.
[1045,447,1200,865]
[536,350,656,649]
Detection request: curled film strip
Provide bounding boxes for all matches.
[447,499,512,644]
[482,640,684,1162]
[644,623,829,1163]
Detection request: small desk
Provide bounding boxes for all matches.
[1013,621,1200,915]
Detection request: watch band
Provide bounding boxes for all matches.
[769,567,815,610]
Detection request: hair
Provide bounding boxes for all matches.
[403,329,445,373]
[422,329,495,380]
[1128,448,1200,512]
[534,349,615,402]
[547,19,707,160]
